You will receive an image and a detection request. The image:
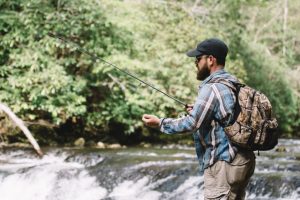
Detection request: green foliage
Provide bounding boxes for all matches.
[87,1,203,134]
[197,0,299,134]
[0,0,299,141]
[0,0,131,125]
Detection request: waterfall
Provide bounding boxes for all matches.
[0,140,299,200]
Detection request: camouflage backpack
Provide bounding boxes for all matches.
[213,79,278,151]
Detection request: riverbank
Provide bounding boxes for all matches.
[0,117,195,148]
[0,127,296,151]
[0,113,296,150]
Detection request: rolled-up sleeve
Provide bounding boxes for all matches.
[160,84,216,134]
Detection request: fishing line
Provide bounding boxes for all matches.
[47,32,188,107]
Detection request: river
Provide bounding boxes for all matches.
[0,139,299,200]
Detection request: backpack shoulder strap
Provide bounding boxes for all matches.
[208,78,245,127]
[209,78,244,92]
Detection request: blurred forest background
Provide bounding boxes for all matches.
[0,0,299,146]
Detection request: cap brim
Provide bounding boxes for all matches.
[186,49,203,57]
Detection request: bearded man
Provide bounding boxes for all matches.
[142,38,255,200]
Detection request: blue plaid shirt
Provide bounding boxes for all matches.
[160,69,239,174]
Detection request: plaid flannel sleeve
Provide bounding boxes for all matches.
[159,84,216,134]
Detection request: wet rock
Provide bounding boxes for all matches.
[275,146,287,152]
[97,141,106,149]
[65,154,104,167]
[107,143,122,149]
[7,142,31,148]
[140,142,152,148]
[74,137,85,147]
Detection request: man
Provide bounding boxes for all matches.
[142,38,255,200]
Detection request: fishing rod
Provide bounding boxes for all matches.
[47,32,188,107]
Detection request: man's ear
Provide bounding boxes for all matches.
[207,55,214,66]
[209,55,217,66]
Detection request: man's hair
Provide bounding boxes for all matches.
[216,57,226,66]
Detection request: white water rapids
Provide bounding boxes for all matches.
[0,139,300,200]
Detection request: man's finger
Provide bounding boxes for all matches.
[187,104,194,108]
[142,115,153,123]
[142,114,151,119]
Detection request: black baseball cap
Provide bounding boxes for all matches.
[186,38,228,63]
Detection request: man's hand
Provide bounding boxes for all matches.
[142,114,160,128]
[186,104,194,114]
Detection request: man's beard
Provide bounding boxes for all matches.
[197,63,210,81]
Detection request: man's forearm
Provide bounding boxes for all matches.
[159,116,198,134]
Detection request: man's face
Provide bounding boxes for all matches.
[195,55,210,81]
